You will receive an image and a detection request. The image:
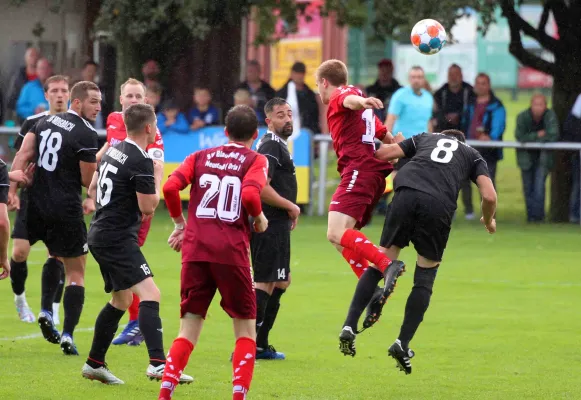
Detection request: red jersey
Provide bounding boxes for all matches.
[170,144,268,267]
[327,86,392,176]
[106,111,165,162]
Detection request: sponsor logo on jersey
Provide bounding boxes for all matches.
[152,149,163,160]
[110,138,121,146]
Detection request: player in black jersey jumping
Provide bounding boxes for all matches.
[10,75,69,325]
[9,81,100,355]
[338,129,497,374]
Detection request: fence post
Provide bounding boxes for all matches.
[317,139,329,216]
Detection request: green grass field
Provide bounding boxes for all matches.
[1,92,580,399]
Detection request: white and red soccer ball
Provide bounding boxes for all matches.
[411,19,447,55]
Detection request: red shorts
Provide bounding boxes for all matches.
[329,170,387,229]
[180,261,256,320]
[137,217,152,247]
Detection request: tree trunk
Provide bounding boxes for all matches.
[549,52,581,222]
[114,38,141,108]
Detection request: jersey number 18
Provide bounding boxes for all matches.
[38,129,62,172]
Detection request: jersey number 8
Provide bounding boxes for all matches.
[430,138,458,164]
[196,173,242,222]
[38,129,62,172]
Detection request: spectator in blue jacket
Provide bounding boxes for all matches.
[157,99,190,135]
[188,87,220,130]
[460,72,506,220]
[16,58,53,119]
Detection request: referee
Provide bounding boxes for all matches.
[251,98,299,360]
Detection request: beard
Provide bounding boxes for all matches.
[276,123,293,139]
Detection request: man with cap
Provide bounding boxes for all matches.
[366,59,401,122]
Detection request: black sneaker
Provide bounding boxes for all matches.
[388,339,415,375]
[361,286,384,332]
[338,326,356,357]
[379,260,405,307]
[38,311,61,344]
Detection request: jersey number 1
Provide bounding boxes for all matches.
[196,173,242,222]
[38,129,63,172]
[97,162,118,206]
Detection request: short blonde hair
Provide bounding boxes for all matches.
[120,78,146,94]
[315,59,348,86]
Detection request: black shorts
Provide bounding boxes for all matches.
[11,189,29,240]
[393,157,412,171]
[380,187,452,262]
[26,206,88,258]
[250,221,291,283]
[89,240,153,293]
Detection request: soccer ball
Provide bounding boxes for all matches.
[410,19,447,55]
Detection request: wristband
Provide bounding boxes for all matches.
[174,222,185,230]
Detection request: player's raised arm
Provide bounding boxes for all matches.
[343,95,383,111]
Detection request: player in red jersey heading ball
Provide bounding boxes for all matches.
[315,59,406,355]
[159,105,268,400]
[96,78,165,346]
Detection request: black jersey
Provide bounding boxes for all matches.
[88,139,156,246]
[0,159,9,204]
[14,111,50,150]
[396,132,490,212]
[28,110,98,220]
[255,131,298,222]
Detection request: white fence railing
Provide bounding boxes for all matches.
[313,134,581,223]
[1,127,579,223]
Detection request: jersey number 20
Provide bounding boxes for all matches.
[38,129,62,172]
[430,138,458,164]
[97,162,118,206]
[196,173,242,222]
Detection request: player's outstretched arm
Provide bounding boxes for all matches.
[476,175,497,234]
[343,95,383,111]
[0,165,10,279]
[375,143,405,162]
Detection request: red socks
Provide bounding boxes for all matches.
[158,337,194,400]
[340,229,392,273]
[232,337,256,399]
[341,248,368,278]
[128,293,140,321]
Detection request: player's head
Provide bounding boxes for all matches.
[409,66,425,91]
[124,103,157,145]
[70,81,102,122]
[530,93,548,119]
[264,98,293,139]
[448,64,463,89]
[225,105,259,146]
[315,59,348,105]
[43,75,69,114]
[441,129,466,143]
[120,78,147,111]
[474,73,491,97]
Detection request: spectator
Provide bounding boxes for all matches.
[146,82,162,113]
[515,93,559,222]
[16,58,53,119]
[142,59,162,88]
[385,66,433,139]
[434,64,473,131]
[234,88,254,107]
[276,61,321,134]
[81,61,99,82]
[563,94,581,223]
[461,72,506,220]
[6,47,40,122]
[157,99,189,135]
[238,60,275,122]
[187,87,220,130]
[365,59,401,121]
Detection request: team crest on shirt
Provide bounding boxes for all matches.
[152,149,163,159]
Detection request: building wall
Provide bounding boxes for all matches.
[0,0,86,90]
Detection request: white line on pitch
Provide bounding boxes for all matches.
[0,327,95,341]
